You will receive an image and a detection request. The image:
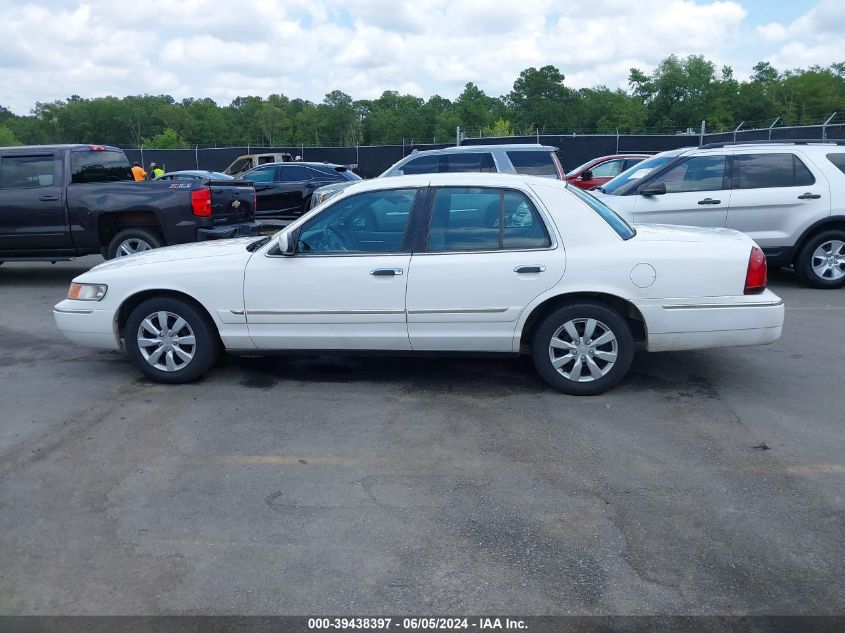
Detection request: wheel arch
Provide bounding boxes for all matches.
[97,211,164,248]
[792,217,845,264]
[117,289,221,345]
[518,291,647,351]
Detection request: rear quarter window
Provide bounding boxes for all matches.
[826,153,845,174]
[732,153,815,189]
[507,150,559,177]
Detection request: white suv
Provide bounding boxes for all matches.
[595,141,845,288]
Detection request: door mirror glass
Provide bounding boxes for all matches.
[277,231,296,256]
[638,181,666,196]
[580,170,593,180]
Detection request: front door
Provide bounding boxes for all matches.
[632,154,731,228]
[407,186,565,352]
[243,187,420,350]
[0,151,66,252]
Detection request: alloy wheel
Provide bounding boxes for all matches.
[136,311,196,372]
[548,318,618,383]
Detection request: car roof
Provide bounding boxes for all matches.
[247,161,346,169]
[336,171,564,195]
[0,144,123,152]
[405,144,557,157]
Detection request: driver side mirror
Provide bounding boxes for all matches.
[638,181,666,196]
[277,231,296,256]
[580,170,593,180]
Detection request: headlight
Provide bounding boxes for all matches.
[67,283,108,301]
[318,191,337,204]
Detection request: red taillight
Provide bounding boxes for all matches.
[191,188,212,217]
[744,246,767,294]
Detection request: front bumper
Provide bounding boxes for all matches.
[53,301,120,350]
[634,289,785,352]
[196,221,262,241]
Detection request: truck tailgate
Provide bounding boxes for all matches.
[208,180,255,225]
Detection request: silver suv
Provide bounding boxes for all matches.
[595,140,845,288]
[310,144,563,208]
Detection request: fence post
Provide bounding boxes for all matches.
[699,120,706,146]
[768,117,780,140]
[195,145,199,169]
[615,128,619,154]
[823,112,837,140]
[456,127,461,146]
[733,121,744,142]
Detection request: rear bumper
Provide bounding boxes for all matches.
[196,221,262,241]
[634,290,785,352]
[53,301,120,350]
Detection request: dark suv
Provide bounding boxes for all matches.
[310,144,564,208]
[238,162,360,221]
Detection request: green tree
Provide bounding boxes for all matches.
[141,128,188,149]
[0,126,21,146]
[482,118,514,137]
[507,66,572,133]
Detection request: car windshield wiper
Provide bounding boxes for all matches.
[246,236,270,252]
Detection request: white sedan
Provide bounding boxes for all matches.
[54,173,785,395]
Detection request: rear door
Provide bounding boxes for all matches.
[406,186,565,352]
[632,153,731,228]
[0,150,67,251]
[245,165,284,216]
[726,151,828,250]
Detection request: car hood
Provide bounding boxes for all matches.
[632,223,752,244]
[90,237,260,271]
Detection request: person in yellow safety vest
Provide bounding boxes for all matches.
[131,162,147,181]
[149,162,165,179]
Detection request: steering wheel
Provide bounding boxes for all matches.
[322,224,349,252]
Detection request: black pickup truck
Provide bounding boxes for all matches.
[0,144,260,261]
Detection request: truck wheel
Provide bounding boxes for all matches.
[795,229,845,289]
[106,228,163,259]
[531,302,634,396]
[124,297,219,384]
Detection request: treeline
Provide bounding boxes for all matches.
[1,55,844,149]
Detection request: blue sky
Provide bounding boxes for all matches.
[0,0,842,115]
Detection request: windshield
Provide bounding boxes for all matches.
[600,152,683,195]
[567,185,636,239]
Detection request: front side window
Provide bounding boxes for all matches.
[508,150,559,177]
[295,188,417,254]
[0,155,56,189]
[442,152,496,173]
[590,159,625,179]
[733,153,815,189]
[649,155,728,193]
[244,166,276,183]
[426,187,551,252]
[400,155,440,175]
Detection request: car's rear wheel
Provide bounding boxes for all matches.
[531,302,634,395]
[125,297,219,384]
[106,228,163,259]
[795,229,845,289]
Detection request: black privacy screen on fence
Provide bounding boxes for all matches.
[123,124,845,179]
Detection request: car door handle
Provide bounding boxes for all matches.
[370,268,403,276]
[39,195,59,202]
[514,265,546,274]
[697,198,721,205]
[797,192,821,200]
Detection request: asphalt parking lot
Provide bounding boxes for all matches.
[0,256,843,615]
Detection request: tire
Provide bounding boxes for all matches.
[106,228,163,260]
[795,229,845,289]
[531,302,634,396]
[124,297,219,384]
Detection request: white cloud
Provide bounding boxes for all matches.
[0,0,840,115]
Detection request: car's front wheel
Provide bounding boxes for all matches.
[795,229,845,289]
[124,297,219,383]
[531,302,634,395]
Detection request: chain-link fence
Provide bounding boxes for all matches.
[124,122,845,178]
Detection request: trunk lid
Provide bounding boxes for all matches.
[208,180,255,225]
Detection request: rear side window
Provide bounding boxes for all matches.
[278,165,314,182]
[443,152,496,173]
[70,150,132,183]
[244,166,276,183]
[732,153,815,189]
[507,150,558,177]
[400,155,440,175]
[0,155,56,188]
[826,153,845,174]
[426,187,551,252]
